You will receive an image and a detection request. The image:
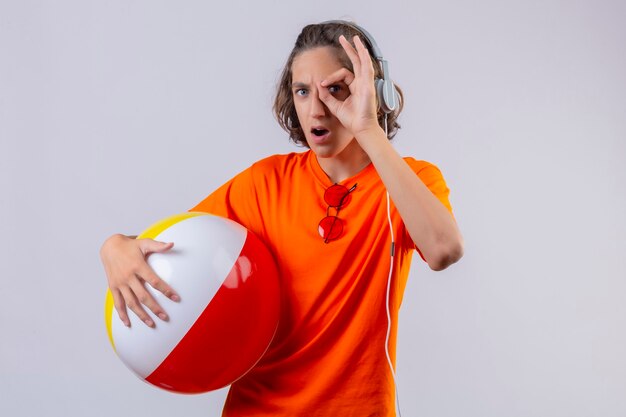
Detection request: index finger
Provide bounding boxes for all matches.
[321,67,355,88]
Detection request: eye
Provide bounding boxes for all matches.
[294,88,307,97]
[328,85,341,94]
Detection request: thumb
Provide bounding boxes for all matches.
[139,238,174,255]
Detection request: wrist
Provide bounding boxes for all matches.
[354,122,384,139]
[354,124,388,153]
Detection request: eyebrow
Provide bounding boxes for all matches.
[291,82,309,89]
[291,81,347,89]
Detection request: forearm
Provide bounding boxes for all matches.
[356,127,464,270]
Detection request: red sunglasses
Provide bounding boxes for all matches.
[318,183,357,243]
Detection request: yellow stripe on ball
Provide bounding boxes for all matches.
[105,290,116,351]
[138,212,206,240]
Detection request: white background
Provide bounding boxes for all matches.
[1,0,624,416]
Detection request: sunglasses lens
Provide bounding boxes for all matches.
[318,216,343,241]
[324,184,351,207]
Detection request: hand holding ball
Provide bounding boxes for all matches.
[104,212,281,394]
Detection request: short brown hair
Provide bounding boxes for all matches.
[273,21,404,147]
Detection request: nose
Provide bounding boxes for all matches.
[309,87,327,118]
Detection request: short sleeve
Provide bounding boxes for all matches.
[188,164,262,235]
[403,159,455,263]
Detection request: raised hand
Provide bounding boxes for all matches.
[318,35,381,139]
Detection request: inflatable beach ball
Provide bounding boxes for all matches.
[104,212,281,394]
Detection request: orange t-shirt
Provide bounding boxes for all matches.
[189,150,454,416]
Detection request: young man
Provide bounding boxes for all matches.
[101,21,463,416]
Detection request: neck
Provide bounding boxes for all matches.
[315,141,371,183]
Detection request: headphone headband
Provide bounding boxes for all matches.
[321,20,383,59]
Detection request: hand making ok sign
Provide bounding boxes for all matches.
[318,35,382,139]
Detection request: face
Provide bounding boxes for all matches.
[291,47,362,160]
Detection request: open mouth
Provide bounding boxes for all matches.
[311,128,329,137]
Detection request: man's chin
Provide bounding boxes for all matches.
[310,146,336,159]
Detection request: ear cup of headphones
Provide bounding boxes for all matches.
[375,78,399,114]
[375,78,386,112]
